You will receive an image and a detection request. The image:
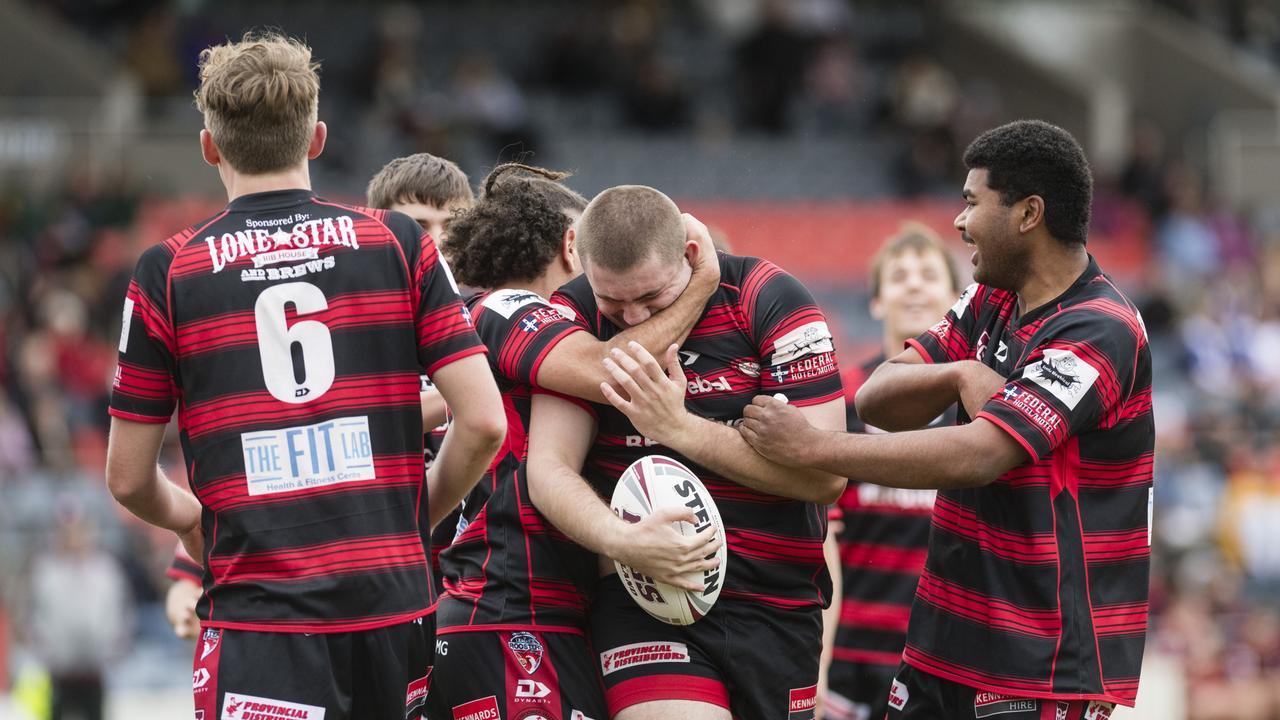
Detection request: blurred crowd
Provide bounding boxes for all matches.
[2,1,1279,718]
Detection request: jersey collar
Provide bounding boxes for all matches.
[227,189,317,213]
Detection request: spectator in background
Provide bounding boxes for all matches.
[619,50,692,133]
[28,500,130,720]
[452,52,539,162]
[733,0,812,134]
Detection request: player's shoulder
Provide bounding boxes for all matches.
[1048,275,1147,344]
[951,282,1014,320]
[329,201,417,239]
[476,288,551,319]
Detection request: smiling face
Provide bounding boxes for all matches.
[390,199,468,241]
[872,248,958,341]
[586,249,693,328]
[954,168,1029,290]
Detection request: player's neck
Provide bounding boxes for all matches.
[496,274,560,302]
[220,163,313,203]
[1015,244,1090,316]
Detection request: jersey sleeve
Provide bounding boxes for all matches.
[476,289,586,388]
[907,283,983,364]
[746,261,843,406]
[975,309,1141,463]
[413,231,487,376]
[548,277,596,333]
[109,244,180,423]
[167,542,202,584]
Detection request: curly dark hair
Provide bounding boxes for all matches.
[963,120,1093,246]
[443,163,588,288]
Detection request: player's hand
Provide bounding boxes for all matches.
[165,579,201,640]
[740,395,820,467]
[600,342,693,447]
[609,506,723,592]
[683,213,721,295]
[952,361,1007,419]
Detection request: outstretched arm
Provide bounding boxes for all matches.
[740,396,1028,489]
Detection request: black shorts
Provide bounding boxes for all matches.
[426,628,607,720]
[825,659,897,720]
[590,574,822,720]
[885,662,1118,720]
[193,615,434,720]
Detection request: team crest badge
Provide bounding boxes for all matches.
[200,628,221,660]
[508,631,544,675]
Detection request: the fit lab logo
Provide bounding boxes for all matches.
[221,693,325,720]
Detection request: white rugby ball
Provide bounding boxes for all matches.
[610,455,728,625]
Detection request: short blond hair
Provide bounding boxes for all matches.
[869,222,962,298]
[577,185,684,272]
[195,32,320,174]
[366,154,474,210]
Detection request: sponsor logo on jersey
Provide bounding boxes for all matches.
[888,678,909,710]
[1025,348,1099,410]
[788,685,817,720]
[514,711,553,720]
[221,692,325,720]
[599,642,690,675]
[1056,702,1071,720]
[973,691,1038,717]
[770,321,834,365]
[678,351,701,366]
[737,361,761,378]
[976,331,991,362]
[207,215,356,274]
[452,696,501,720]
[1084,702,1113,720]
[508,632,544,675]
[686,374,733,395]
[549,303,576,322]
[1000,383,1064,435]
[929,317,951,341]
[201,628,221,660]
[240,415,376,496]
[951,284,979,319]
[239,255,337,283]
[193,668,211,690]
[436,639,449,656]
[855,483,937,511]
[405,672,431,714]
[569,712,596,720]
[514,680,551,700]
[769,351,837,383]
[482,289,544,319]
[118,297,134,353]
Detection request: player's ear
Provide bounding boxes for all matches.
[562,226,579,274]
[1018,195,1045,235]
[307,121,327,160]
[869,296,885,321]
[199,129,221,167]
[683,233,701,268]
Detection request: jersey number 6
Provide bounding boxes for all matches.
[255,281,335,404]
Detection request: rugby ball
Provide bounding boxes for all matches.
[610,455,728,625]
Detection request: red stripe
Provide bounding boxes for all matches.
[606,674,729,714]
[839,598,911,631]
[930,496,1058,564]
[840,542,928,574]
[903,645,1135,706]
[726,527,825,564]
[915,570,1060,638]
[831,648,903,667]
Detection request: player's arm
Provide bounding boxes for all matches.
[525,393,721,591]
[601,343,847,504]
[424,353,506,530]
[535,213,721,403]
[740,396,1028,489]
[420,386,447,430]
[854,350,1004,431]
[818,524,842,714]
[105,418,203,559]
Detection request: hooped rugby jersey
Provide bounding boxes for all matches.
[109,189,486,633]
[436,288,598,632]
[904,256,1153,705]
[549,254,845,610]
[830,355,950,672]
[167,543,202,585]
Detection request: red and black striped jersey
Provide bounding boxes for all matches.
[436,288,594,633]
[904,257,1153,706]
[830,355,949,671]
[550,254,844,611]
[109,189,486,633]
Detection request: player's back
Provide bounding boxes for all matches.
[114,189,461,632]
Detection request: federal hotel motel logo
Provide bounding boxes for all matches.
[205,214,360,275]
